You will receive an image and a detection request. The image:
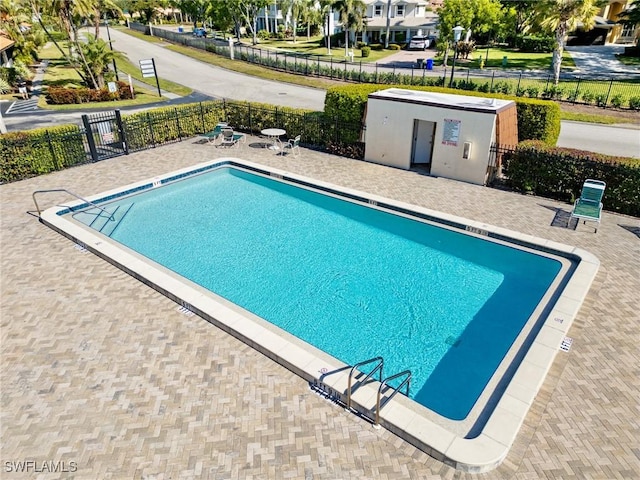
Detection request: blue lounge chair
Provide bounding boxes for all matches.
[200,122,228,145]
[218,127,245,148]
[571,179,606,232]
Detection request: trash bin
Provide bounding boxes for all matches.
[178,26,183,33]
[426,58,434,70]
[417,58,424,68]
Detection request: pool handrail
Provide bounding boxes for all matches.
[33,189,114,221]
[374,370,412,426]
[346,356,384,410]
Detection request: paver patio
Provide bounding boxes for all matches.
[1,139,639,479]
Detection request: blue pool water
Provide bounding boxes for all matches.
[73,167,562,420]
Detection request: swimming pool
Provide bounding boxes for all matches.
[41,158,599,472]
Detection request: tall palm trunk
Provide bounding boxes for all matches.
[384,0,391,48]
[344,29,349,56]
[31,3,91,86]
[552,23,567,85]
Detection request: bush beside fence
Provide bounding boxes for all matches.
[502,141,640,217]
[0,126,87,183]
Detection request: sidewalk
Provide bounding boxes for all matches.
[566,44,640,76]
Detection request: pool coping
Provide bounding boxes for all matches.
[40,158,600,473]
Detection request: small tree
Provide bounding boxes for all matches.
[534,0,603,85]
[80,34,125,88]
[334,0,367,57]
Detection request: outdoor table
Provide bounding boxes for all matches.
[261,128,286,150]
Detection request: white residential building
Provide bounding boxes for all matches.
[254,0,439,46]
[361,0,439,45]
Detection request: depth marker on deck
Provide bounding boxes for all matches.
[560,336,573,352]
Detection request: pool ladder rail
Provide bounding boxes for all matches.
[345,356,412,427]
[32,188,114,221]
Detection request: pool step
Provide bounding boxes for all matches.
[72,203,133,237]
[100,204,133,237]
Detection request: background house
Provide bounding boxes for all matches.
[361,0,439,44]
[602,0,639,43]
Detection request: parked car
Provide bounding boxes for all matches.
[408,35,430,50]
[193,28,207,38]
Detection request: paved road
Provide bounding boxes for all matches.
[3,29,638,158]
[107,28,325,110]
[558,121,639,158]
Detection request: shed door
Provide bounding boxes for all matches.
[412,120,435,165]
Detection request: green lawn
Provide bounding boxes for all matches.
[35,38,190,109]
[559,111,636,124]
[616,54,640,66]
[244,35,399,63]
[438,46,576,70]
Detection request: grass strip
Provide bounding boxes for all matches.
[559,111,637,125]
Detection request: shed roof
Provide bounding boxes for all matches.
[368,88,516,114]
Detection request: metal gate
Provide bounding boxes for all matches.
[81,110,128,162]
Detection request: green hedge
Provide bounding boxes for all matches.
[502,141,640,216]
[0,126,87,183]
[325,84,561,145]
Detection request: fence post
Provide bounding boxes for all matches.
[317,56,320,77]
[490,71,495,91]
[45,130,60,170]
[359,61,362,83]
[422,66,425,86]
[175,108,182,140]
[81,114,99,162]
[330,57,333,79]
[375,63,379,83]
[544,74,550,94]
[344,58,347,79]
[573,77,581,104]
[147,112,156,147]
[517,72,522,93]
[604,78,614,108]
[114,109,128,154]
[248,103,252,133]
[200,102,205,132]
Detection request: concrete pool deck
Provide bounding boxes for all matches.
[2,139,639,478]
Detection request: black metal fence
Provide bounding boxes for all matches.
[0,100,364,183]
[132,23,640,110]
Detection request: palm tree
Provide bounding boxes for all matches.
[0,0,45,64]
[319,0,334,53]
[334,0,366,57]
[300,0,321,40]
[384,0,391,48]
[28,0,97,87]
[534,0,603,85]
[92,0,123,39]
[80,34,125,87]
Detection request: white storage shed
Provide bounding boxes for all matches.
[364,89,519,185]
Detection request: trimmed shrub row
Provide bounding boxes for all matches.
[0,125,87,183]
[324,84,561,145]
[502,141,640,216]
[46,81,134,104]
